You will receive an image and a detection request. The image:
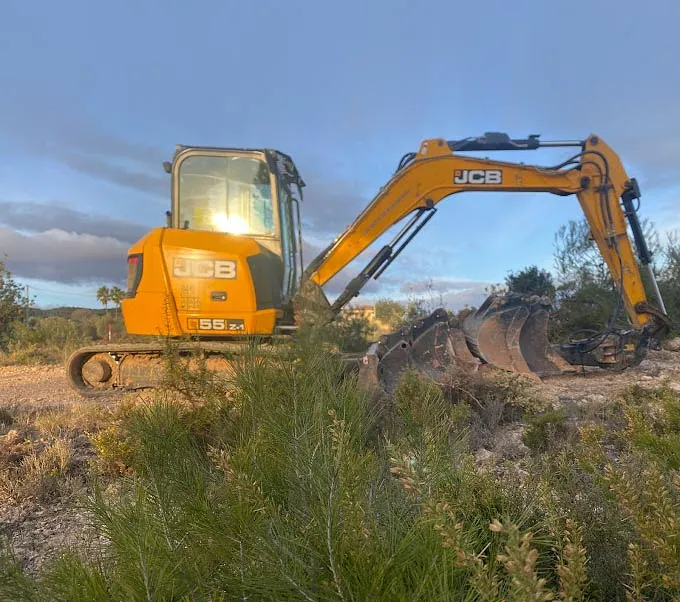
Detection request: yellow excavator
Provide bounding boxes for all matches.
[66,132,671,396]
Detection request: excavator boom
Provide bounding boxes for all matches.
[300,132,671,388]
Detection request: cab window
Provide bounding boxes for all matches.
[177,155,275,236]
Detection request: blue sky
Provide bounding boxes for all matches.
[1,0,679,310]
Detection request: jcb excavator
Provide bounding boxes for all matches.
[66,132,671,396]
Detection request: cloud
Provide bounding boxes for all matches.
[299,229,492,310]
[314,255,491,310]
[0,201,150,245]
[300,174,373,239]
[392,277,491,312]
[398,277,490,296]
[58,153,167,195]
[343,280,490,312]
[0,96,167,196]
[0,227,128,284]
[440,287,491,311]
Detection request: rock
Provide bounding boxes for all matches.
[664,337,680,352]
[642,363,662,377]
[494,426,530,460]
[517,467,529,478]
[475,448,495,468]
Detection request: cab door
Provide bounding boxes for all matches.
[277,180,304,304]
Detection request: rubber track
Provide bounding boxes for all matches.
[65,340,282,398]
[66,340,364,398]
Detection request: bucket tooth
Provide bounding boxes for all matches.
[446,328,479,369]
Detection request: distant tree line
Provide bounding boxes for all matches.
[0,264,131,362]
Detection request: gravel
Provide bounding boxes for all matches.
[0,365,83,410]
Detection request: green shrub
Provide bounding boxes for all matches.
[529,448,634,599]
[523,407,572,453]
[618,384,680,471]
[0,340,579,600]
[1,317,90,364]
[0,311,137,365]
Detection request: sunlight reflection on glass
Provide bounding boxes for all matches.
[212,212,249,234]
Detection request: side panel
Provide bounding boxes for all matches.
[122,228,183,336]
[122,228,284,337]
[247,248,284,310]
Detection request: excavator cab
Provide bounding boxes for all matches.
[121,146,306,338]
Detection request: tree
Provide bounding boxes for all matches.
[504,265,556,298]
[97,286,111,314]
[404,298,428,323]
[110,286,125,316]
[0,260,28,348]
[658,231,680,334]
[374,298,406,330]
[553,219,610,289]
[553,216,661,290]
[548,216,680,339]
[326,314,375,353]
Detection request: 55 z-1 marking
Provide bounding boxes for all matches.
[187,318,245,331]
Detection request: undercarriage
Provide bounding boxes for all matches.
[65,293,658,398]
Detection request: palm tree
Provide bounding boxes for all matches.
[110,286,125,317]
[96,285,111,314]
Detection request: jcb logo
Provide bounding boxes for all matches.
[454,169,503,185]
[173,257,237,279]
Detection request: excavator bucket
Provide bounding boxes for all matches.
[358,292,575,393]
[462,293,572,379]
[358,309,481,394]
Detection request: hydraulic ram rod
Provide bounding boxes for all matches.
[621,178,668,314]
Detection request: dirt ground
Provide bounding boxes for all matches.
[0,350,679,575]
[539,348,680,404]
[0,365,83,410]
[0,365,127,574]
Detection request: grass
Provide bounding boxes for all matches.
[0,338,678,600]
